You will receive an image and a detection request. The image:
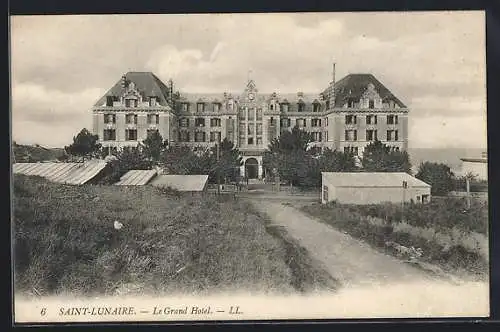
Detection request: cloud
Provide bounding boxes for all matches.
[10,12,486,148]
[12,82,101,146]
[410,115,487,149]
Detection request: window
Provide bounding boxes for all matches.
[125,99,138,108]
[345,130,357,141]
[103,129,116,141]
[256,137,263,145]
[256,123,263,135]
[178,131,190,142]
[366,114,377,125]
[387,115,399,124]
[210,131,221,142]
[270,117,275,126]
[125,129,137,141]
[422,194,429,204]
[181,103,190,112]
[347,100,355,108]
[270,104,274,111]
[280,103,289,112]
[195,117,205,127]
[312,132,322,142]
[325,100,330,109]
[281,118,291,127]
[297,102,305,112]
[313,103,321,112]
[387,130,399,141]
[247,137,254,145]
[369,99,374,109]
[179,117,189,127]
[210,118,221,127]
[194,131,206,142]
[126,114,137,124]
[106,96,114,106]
[323,185,328,202]
[197,103,205,112]
[149,97,157,107]
[147,114,159,124]
[345,115,357,125]
[311,118,322,127]
[104,114,116,124]
[296,118,306,127]
[248,124,254,135]
[213,103,221,112]
[256,108,262,120]
[248,108,255,121]
[325,118,328,126]
[366,129,378,141]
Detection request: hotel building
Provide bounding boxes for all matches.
[91,67,409,179]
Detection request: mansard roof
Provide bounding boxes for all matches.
[325,73,407,108]
[94,72,172,107]
[177,92,325,104]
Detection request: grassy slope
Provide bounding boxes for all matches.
[13,174,335,298]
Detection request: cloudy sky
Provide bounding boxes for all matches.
[10,11,486,149]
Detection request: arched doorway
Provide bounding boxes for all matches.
[245,158,259,179]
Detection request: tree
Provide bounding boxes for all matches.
[361,140,411,173]
[160,145,210,175]
[209,138,243,183]
[415,162,454,196]
[64,128,101,161]
[262,126,314,187]
[318,148,356,173]
[142,131,168,163]
[100,146,153,184]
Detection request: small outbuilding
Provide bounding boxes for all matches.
[149,175,209,194]
[321,172,431,205]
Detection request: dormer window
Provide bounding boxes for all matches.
[297,102,305,112]
[213,103,221,112]
[270,104,274,110]
[313,102,321,112]
[125,99,138,108]
[347,100,355,108]
[280,102,289,112]
[197,102,205,112]
[106,96,114,107]
[149,97,158,107]
[181,102,190,112]
[369,99,375,109]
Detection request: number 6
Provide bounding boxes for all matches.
[40,308,46,316]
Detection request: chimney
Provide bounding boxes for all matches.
[329,62,336,110]
[168,79,174,104]
[121,74,127,89]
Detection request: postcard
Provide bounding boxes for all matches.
[10,11,489,323]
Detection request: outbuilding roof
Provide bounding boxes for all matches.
[13,160,108,185]
[115,169,158,186]
[322,172,430,188]
[149,174,209,191]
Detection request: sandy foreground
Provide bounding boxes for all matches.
[14,280,489,323]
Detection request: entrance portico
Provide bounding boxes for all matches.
[240,155,263,179]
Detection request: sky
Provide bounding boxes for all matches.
[10,11,487,149]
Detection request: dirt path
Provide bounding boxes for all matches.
[251,200,442,288]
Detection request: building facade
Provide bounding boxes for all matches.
[91,68,409,179]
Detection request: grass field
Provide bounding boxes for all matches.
[13,174,336,298]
